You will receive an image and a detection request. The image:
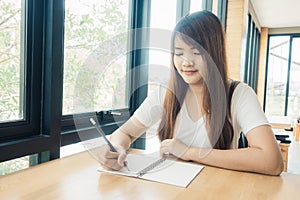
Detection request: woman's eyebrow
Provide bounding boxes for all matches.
[174,47,199,51]
[175,46,198,50]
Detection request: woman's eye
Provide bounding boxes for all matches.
[194,52,202,55]
[175,53,183,56]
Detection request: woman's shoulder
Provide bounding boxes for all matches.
[146,84,168,104]
[230,81,260,108]
[233,81,256,97]
[230,83,265,120]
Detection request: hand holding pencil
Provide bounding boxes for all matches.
[97,144,129,171]
[90,118,130,171]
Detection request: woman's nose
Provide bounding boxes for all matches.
[182,56,194,66]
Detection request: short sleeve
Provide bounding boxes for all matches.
[132,86,166,127]
[231,83,269,135]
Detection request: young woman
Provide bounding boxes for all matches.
[98,10,283,175]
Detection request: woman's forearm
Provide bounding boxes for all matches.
[187,146,284,175]
[109,130,133,150]
[109,116,148,151]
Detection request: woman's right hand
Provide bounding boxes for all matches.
[97,144,127,171]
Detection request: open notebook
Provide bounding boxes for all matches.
[97,153,204,187]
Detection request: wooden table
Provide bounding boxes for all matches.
[267,115,292,129]
[1,150,300,200]
[273,129,291,172]
[293,122,300,141]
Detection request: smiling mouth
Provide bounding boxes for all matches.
[182,70,198,75]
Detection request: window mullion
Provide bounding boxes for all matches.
[41,0,64,160]
[284,36,293,116]
[217,0,228,28]
[176,0,190,21]
[127,0,151,149]
[203,0,213,11]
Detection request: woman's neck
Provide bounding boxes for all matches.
[188,84,204,100]
[185,85,206,120]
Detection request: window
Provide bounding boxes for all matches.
[190,0,203,14]
[148,0,176,94]
[0,0,64,165]
[265,35,300,118]
[244,13,260,92]
[288,37,300,117]
[63,0,130,115]
[0,155,29,175]
[146,0,177,151]
[0,0,45,142]
[265,36,290,116]
[0,0,24,123]
[62,0,130,142]
[60,0,150,149]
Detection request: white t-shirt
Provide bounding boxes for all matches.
[133,83,269,149]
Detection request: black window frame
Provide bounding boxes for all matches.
[217,0,227,29]
[60,0,151,150]
[0,0,42,140]
[177,0,190,21]
[244,13,260,92]
[0,0,64,162]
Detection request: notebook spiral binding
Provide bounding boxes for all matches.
[137,157,166,177]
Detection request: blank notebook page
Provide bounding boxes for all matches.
[98,153,204,187]
[141,159,204,187]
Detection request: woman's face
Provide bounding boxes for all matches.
[173,36,206,85]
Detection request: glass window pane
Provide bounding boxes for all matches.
[265,36,290,116]
[287,37,300,118]
[0,0,24,122]
[63,0,129,115]
[190,0,203,14]
[148,0,176,93]
[0,153,40,175]
[0,155,29,175]
[146,0,177,152]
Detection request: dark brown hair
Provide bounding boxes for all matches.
[158,11,233,149]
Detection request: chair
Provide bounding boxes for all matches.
[238,132,248,148]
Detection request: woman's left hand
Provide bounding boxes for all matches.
[160,138,191,161]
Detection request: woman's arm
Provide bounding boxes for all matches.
[109,116,148,150]
[97,116,148,170]
[101,86,163,170]
[109,86,163,149]
[161,125,284,175]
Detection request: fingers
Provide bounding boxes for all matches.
[118,152,127,166]
[160,138,189,159]
[160,139,171,149]
[98,144,127,171]
[99,145,118,159]
[100,158,123,171]
[160,140,171,156]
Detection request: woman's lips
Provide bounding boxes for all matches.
[182,70,198,75]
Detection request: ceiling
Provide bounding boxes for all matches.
[250,0,300,28]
